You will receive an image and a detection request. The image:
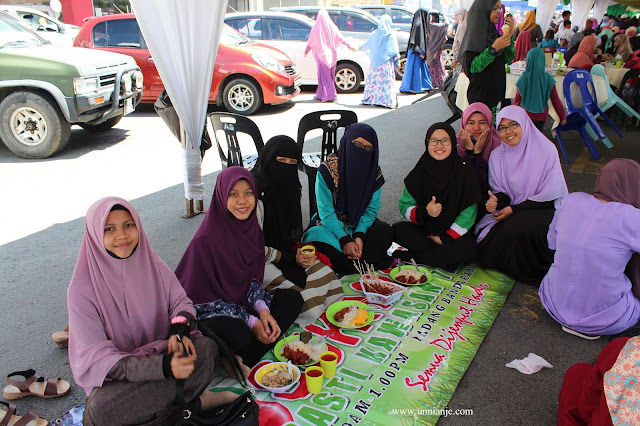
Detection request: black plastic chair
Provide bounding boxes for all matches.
[208,112,264,170]
[296,110,358,219]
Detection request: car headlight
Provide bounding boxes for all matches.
[252,53,284,72]
[121,73,132,92]
[73,77,99,95]
[132,71,143,89]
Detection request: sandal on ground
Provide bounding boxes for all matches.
[562,326,601,340]
[3,370,71,400]
[0,401,48,426]
[52,325,69,348]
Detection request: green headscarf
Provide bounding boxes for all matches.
[601,28,614,51]
[515,48,556,114]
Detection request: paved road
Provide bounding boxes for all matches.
[1,83,637,424]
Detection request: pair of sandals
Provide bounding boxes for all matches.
[1,369,72,425]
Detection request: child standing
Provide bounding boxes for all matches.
[513,48,567,131]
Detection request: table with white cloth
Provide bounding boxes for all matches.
[602,64,630,88]
[455,70,609,129]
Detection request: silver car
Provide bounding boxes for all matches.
[274,6,410,78]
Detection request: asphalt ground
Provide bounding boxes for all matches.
[1,88,639,425]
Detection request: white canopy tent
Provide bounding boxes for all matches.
[130,0,228,215]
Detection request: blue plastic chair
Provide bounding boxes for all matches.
[554,69,622,161]
[591,64,640,124]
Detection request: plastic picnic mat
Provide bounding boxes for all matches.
[243,264,515,426]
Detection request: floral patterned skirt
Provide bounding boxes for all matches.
[362,59,397,108]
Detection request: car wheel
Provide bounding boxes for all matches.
[335,63,361,93]
[79,115,122,132]
[223,78,262,115]
[0,90,71,159]
[395,52,407,80]
[443,43,454,70]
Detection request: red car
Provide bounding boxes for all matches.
[74,13,301,115]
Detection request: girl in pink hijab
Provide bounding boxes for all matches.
[305,9,355,102]
[68,197,239,425]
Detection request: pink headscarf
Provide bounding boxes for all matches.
[456,102,502,163]
[306,9,349,68]
[514,30,532,62]
[568,35,597,69]
[68,197,196,396]
[475,106,568,242]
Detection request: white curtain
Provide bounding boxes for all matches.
[536,0,557,31]
[130,0,228,200]
[572,0,596,31]
[592,0,612,25]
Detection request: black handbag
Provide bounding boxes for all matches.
[175,322,259,426]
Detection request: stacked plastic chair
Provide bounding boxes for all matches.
[591,64,640,125]
[554,69,622,161]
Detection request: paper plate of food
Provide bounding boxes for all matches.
[326,300,373,329]
[390,265,431,285]
[254,361,301,393]
[273,334,327,367]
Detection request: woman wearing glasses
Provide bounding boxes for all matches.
[303,123,393,275]
[458,0,515,111]
[392,123,481,271]
[476,106,568,283]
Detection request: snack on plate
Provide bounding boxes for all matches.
[395,268,428,284]
[282,340,312,365]
[334,305,369,327]
[362,279,400,295]
[261,370,292,388]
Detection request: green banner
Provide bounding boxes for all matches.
[246,265,515,426]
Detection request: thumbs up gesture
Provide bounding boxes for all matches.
[427,196,442,217]
[486,190,498,213]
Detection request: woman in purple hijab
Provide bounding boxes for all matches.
[68,197,234,425]
[539,159,640,339]
[475,105,568,283]
[175,167,303,367]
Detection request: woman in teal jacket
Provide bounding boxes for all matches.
[303,123,393,275]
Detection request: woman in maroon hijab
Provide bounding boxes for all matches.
[68,197,237,425]
[175,167,303,367]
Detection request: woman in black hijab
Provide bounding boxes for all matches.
[392,123,481,271]
[458,0,515,111]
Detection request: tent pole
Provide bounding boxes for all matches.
[180,121,202,219]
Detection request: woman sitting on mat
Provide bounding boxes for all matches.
[456,102,502,197]
[475,106,568,284]
[68,197,239,425]
[393,123,481,272]
[175,167,303,367]
[303,123,394,275]
[252,136,343,326]
[539,159,640,339]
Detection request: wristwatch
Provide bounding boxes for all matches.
[488,47,497,56]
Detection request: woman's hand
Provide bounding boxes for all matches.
[343,241,362,259]
[427,196,442,217]
[170,349,197,379]
[473,129,490,154]
[168,335,195,357]
[354,237,364,257]
[428,235,443,245]
[295,248,317,268]
[486,190,498,213]
[492,206,513,221]
[505,15,515,33]
[492,33,512,51]
[259,309,280,342]
[560,119,567,125]
[458,129,474,150]
[450,60,457,69]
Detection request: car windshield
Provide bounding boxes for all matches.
[0,13,48,48]
[220,24,251,46]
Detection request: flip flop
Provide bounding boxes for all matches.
[562,326,601,340]
[0,400,48,425]
[52,325,69,348]
[3,370,71,400]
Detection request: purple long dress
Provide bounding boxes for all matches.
[539,192,640,335]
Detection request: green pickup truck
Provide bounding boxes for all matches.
[0,11,143,159]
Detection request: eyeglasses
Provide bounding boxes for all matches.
[427,138,452,146]
[497,122,520,133]
[352,140,374,152]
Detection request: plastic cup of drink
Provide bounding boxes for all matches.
[320,351,338,378]
[616,60,623,68]
[305,366,324,393]
[300,245,315,255]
